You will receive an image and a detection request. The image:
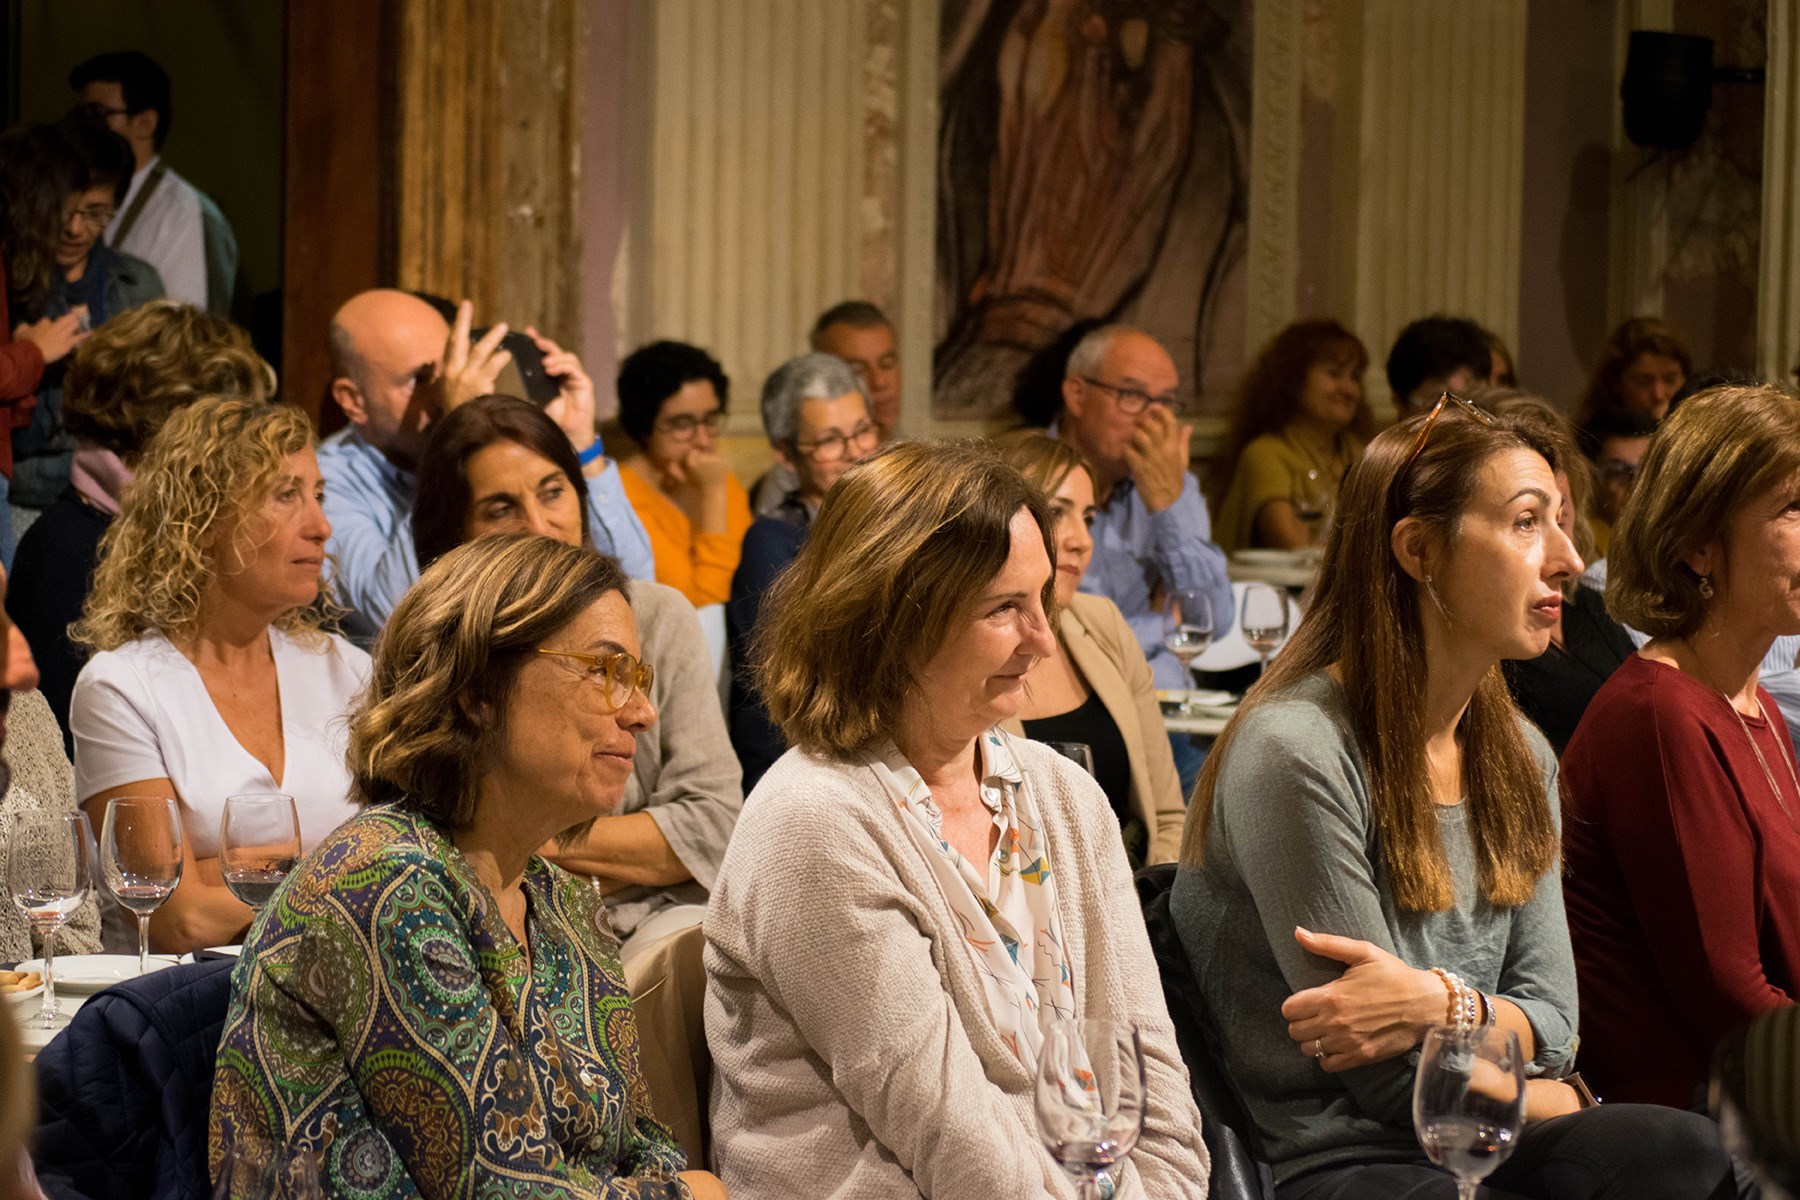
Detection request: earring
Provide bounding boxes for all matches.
[1699,576,1715,599]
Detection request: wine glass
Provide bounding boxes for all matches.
[219,794,300,912]
[1292,467,1329,542]
[6,810,94,1029]
[1413,1026,1526,1200]
[100,796,184,974]
[1239,584,1291,675]
[1035,1018,1146,1199]
[1162,589,1216,713]
[1047,743,1095,776]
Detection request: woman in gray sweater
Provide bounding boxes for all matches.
[1171,396,1742,1198]
[706,441,1208,1198]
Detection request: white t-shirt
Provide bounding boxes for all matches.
[70,628,369,859]
[106,156,207,309]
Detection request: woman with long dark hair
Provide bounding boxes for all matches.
[1173,396,1742,1198]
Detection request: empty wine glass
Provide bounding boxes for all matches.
[101,795,185,974]
[1162,588,1216,713]
[1413,1026,1526,1200]
[1239,584,1291,675]
[1035,1017,1146,1199]
[1047,743,1095,776]
[219,794,300,912]
[6,810,94,1029]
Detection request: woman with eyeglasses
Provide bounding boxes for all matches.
[1213,319,1373,552]
[1172,395,1742,1198]
[615,340,753,606]
[210,534,726,1199]
[9,117,163,523]
[726,353,881,792]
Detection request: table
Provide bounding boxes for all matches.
[1226,557,1317,590]
[1163,710,1231,738]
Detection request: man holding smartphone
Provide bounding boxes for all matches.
[320,288,653,639]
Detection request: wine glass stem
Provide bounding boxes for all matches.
[1458,1180,1478,1200]
[38,922,59,1029]
[138,913,151,974]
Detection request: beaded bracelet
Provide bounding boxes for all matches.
[1430,967,1477,1032]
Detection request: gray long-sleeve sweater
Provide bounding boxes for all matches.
[1170,672,1577,1182]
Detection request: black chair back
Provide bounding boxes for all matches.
[33,957,237,1200]
[1134,862,1276,1200]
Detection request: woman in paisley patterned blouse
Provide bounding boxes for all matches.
[208,534,726,1200]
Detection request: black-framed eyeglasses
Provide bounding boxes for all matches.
[535,648,654,711]
[76,102,131,121]
[795,420,880,463]
[1401,391,1495,477]
[1078,375,1187,416]
[654,410,725,438]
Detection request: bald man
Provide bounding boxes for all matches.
[319,290,653,637]
[1058,324,1232,680]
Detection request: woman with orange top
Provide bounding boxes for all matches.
[616,340,752,606]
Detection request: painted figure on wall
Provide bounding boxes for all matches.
[935,0,1250,418]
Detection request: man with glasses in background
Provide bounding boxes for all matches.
[320,288,652,639]
[1057,325,1233,792]
[728,353,881,791]
[69,51,237,314]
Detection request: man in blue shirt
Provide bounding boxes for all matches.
[1058,325,1233,791]
[320,289,653,638]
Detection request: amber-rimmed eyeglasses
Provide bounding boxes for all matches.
[535,648,654,710]
[1401,391,1495,477]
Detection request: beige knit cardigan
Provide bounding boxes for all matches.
[703,734,1210,1198]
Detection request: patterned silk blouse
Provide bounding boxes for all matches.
[208,805,692,1199]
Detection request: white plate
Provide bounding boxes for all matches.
[14,954,175,993]
[1232,548,1311,566]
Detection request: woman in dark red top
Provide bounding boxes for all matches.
[1562,383,1800,1108]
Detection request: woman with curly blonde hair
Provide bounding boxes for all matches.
[69,396,367,953]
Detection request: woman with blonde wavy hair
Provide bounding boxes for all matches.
[69,395,366,954]
[209,533,723,1199]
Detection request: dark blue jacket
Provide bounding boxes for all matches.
[33,958,235,1200]
[727,509,809,792]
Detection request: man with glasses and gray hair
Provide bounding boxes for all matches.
[1058,325,1232,790]
[728,352,880,790]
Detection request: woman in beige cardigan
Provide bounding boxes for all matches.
[994,432,1184,866]
[706,441,1208,1199]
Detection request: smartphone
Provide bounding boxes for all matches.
[411,293,560,406]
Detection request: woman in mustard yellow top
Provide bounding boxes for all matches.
[1213,319,1373,552]
[616,340,752,606]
